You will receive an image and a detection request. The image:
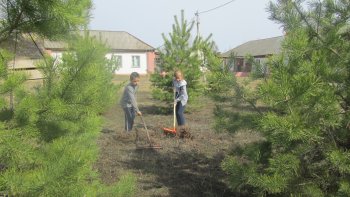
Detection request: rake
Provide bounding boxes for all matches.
[136,115,162,149]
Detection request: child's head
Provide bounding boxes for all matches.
[130,72,140,86]
[174,70,183,82]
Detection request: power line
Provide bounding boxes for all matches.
[195,0,237,38]
[157,0,236,49]
[156,17,196,49]
[198,0,236,15]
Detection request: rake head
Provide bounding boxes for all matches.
[163,127,176,134]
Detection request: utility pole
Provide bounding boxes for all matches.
[195,11,200,38]
[195,11,206,82]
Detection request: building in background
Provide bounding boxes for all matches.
[45,30,156,75]
[4,34,44,79]
[5,30,156,80]
[221,36,283,77]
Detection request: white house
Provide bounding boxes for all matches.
[44,30,156,75]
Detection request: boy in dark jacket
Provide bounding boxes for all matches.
[120,72,142,132]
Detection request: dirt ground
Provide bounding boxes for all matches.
[95,75,260,197]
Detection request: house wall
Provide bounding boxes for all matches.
[106,52,148,75]
[147,52,155,73]
[49,51,150,75]
[8,58,37,69]
[221,55,270,77]
[15,69,43,79]
[50,51,63,60]
[8,58,43,79]
[253,57,269,74]
[254,57,268,65]
[49,51,63,66]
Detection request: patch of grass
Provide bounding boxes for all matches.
[213,104,259,134]
[112,172,137,197]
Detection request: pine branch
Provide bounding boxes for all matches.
[60,47,96,99]
[0,1,23,44]
[28,32,48,66]
[232,84,263,115]
[291,1,343,59]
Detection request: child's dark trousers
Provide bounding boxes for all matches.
[176,101,186,126]
[123,107,135,132]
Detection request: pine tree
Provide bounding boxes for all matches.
[0,1,136,196]
[207,51,262,134]
[221,0,350,196]
[150,10,216,104]
[0,34,136,196]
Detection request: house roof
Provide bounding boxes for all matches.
[221,36,284,58]
[2,34,43,59]
[44,30,155,51]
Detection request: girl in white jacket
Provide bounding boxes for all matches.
[173,70,188,127]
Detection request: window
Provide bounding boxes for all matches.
[235,58,244,72]
[116,55,122,68]
[132,56,140,68]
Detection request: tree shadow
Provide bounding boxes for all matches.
[232,104,270,114]
[223,112,258,132]
[124,149,245,197]
[213,106,259,134]
[211,102,273,134]
[0,109,13,121]
[37,120,69,142]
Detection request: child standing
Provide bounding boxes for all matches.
[173,70,188,127]
[120,72,142,132]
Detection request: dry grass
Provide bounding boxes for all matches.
[20,75,262,196]
[95,75,261,197]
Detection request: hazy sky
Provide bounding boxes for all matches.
[89,0,283,52]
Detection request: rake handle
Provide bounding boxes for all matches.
[140,115,151,143]
[173,102,176,130]
[173,90,176,130]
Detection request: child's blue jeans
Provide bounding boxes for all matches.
[175,102,186,126]
[123,107,135,132]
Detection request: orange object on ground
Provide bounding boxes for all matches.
[163,127,176,134]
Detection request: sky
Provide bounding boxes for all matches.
[89,0,283,53]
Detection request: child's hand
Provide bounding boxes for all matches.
[137,111,142,116]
